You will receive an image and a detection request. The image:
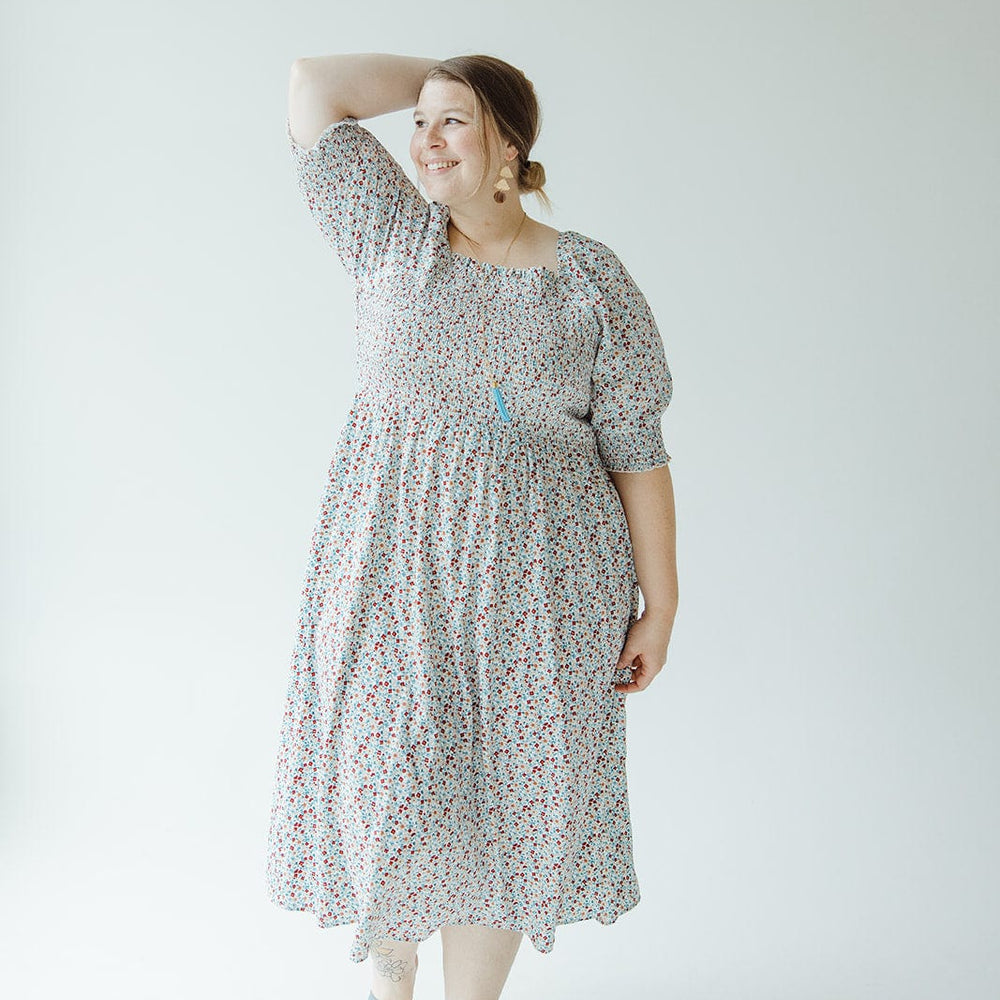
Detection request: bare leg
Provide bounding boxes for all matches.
[440,924,523,1000]
[369,938,420,1000]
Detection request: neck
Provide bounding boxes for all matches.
[446,205,528,251]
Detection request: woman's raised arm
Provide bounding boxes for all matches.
[289,52,441,148]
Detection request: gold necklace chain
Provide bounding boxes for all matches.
[448,211,528,424]
[448,210,528,265]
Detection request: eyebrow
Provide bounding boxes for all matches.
[412,107,470,118]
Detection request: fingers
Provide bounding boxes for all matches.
[613,652,661,693]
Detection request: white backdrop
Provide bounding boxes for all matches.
[2,1,997,998]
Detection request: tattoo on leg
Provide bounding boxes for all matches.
[373,942,411,983]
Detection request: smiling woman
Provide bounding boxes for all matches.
[273,50,678,1000]
[409,57,552,219]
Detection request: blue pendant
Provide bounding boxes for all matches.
[491,384,512,422]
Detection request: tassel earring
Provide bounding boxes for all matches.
[493,161,514,203]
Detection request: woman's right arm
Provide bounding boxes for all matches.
[289,52,442,148]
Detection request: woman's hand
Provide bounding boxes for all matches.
[612,608,674,693]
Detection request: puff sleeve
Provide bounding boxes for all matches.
[286,116,430,279]
[587,244,674,472]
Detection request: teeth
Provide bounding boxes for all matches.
[427,161,458,171]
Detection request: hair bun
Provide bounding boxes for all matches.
[522,157,545,192]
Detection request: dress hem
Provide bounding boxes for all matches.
[267,885,641,963]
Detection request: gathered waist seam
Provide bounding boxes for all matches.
[349,386,599,458]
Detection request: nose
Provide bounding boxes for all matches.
[423,122,446,145]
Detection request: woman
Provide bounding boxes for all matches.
[267,51,679,1000]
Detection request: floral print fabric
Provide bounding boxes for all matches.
[266,116,673,963]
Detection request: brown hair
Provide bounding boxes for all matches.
[422,54,552,214]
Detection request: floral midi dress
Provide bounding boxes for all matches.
[265,115,673,964]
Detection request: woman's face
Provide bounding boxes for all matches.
[410,78,514,206]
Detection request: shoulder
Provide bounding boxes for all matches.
[286,114,422,198]
[559,230,647,303]
[286,115,394,193]
[561,228,616,267]
[287,114,366,157]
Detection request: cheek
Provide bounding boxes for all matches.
[448,134,476,163]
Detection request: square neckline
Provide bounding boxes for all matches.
[434,202,566,279]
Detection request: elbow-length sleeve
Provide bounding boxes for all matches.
[587,244,674,472]
[286,116,430,279]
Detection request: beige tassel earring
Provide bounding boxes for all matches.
[493,161,515,203]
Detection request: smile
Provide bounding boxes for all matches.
[426,161,459,172]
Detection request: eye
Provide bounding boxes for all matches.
[413,118,462,128]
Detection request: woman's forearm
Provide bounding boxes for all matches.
[609,464,679,621]
[291,52,442,121]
